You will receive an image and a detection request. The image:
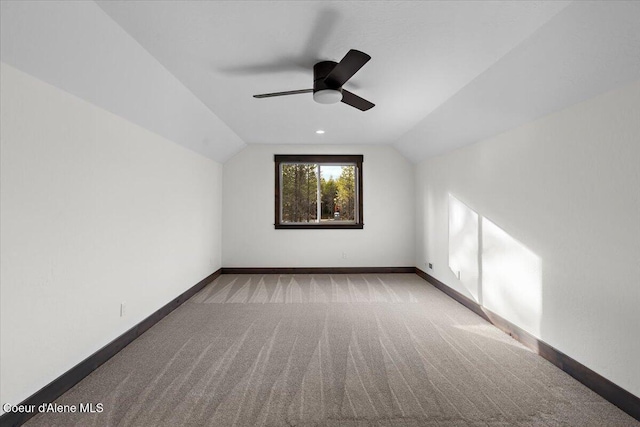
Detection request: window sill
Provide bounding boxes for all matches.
[275,223,364,230]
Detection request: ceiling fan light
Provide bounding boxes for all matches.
[313,89,342,104]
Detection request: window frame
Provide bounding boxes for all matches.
[274,154,363,229]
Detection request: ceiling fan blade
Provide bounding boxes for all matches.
[253,89,313,98]
[302,8,340,63]
[341,90,375,111]
[324,49,371,87]
[219,59,307,76]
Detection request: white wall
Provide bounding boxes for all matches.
[223,144,414,268]
[415,79,640,397]
[0,63,223,410]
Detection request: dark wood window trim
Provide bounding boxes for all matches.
[274,154,363,229]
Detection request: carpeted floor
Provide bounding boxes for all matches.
[26,274,638,426]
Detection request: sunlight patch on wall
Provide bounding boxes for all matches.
[447,193,543,338]
[482,217,542,337]
[448,195,479,302]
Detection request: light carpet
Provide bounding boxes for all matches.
[26,274,638,426]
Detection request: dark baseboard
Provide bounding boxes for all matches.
[221,266,415,275]
[0,269,221,427]
[415,268,640,422]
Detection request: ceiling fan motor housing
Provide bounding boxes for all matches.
[313,61,343,104]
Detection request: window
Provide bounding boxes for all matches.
[275,155,363,229]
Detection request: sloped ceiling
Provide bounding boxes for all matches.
[3,1,640,163]
[0,0,245,163]
[394,1,640,159]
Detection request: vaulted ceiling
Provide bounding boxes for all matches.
[2,1,640,163]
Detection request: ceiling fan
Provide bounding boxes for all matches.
[253,49,375,111]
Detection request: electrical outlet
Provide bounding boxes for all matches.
[428,263,433,269]
[120,302,126,317]
[341,252,348,259]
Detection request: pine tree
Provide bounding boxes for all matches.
[336,166,356,221]
[281,164,317,222]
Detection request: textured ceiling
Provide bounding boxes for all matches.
[95,1,569,153]
[3,1,640,163]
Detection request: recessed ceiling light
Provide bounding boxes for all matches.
[316,130,325,134]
